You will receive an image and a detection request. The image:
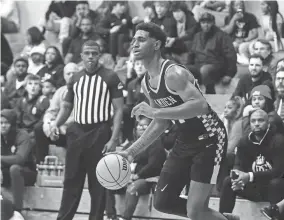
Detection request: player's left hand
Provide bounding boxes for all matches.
[131,102,156,120]
[102,139,117,154]
[232,170,250,186]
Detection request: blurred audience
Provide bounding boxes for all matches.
[1,0,20,34]
[219,109,284,215]
[187,12,237,94]
[275,68,284,123]
[27,46,45,75]
[132,1,157,25]
[1,109,37,212]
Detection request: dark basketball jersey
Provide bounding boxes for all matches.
[144,59,225,143]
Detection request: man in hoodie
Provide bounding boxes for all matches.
[187,12,237,94]
[232,54,275,104]
[1,109,37,212]
[219,109,284,217]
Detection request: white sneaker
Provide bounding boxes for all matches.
[223,213,240,220]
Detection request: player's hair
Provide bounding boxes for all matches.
[135,22,167,48]
[254,39,272,51]
[81,40,101,52]
[249,54,264,63]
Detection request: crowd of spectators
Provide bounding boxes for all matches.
[1,1,284,220]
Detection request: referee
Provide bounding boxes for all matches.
[50,40,124,220]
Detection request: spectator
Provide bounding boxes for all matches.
[166,1,198,63]
[123,59,147,143]
[37,46,65,88]
[187,12,237,94]
[219,109,284,215]
[1,34,13,78]
[41,79,56,100]
[3,57,28,108]
[120,116,167,220]
[27,46,45,75]
[261,198,284,220]
[1,109,37,212]
[62,1,101,56]
[232,54,275,104]
[132,1,156,25]
[275,68,284,123]
[95,38,115,70]
[0,0,20,33]
[96,1,133,61]
[242,85,284,135]
[253,39,280,78]
[259,0,284,52]
[21,26,47,60]
[217,96,244,191]
[34,63,78,164]
[15,74,50,136]
[65,16,101,64]
[223,0,259,64]
[42,0,77,44]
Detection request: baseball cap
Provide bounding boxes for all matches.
[250,85,272,100]
[30,46,46,55]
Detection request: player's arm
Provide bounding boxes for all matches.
[126,79,171,160]
[154,65,209,120]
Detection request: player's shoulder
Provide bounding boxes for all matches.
[165,63,194,84]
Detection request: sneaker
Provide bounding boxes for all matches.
[261,204,280,220]
[223,213,240,220]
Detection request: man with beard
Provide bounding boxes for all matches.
[219,109,284,218]
[186,12,237,94]
[232,54,275,104]
[274,68,284,123]
[50,40,124,220]
[65,16,101,64]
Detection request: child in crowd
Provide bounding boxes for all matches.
[242,84,284,134]
[41,78,56,100]
[15,74,50,137]
[28,46,45,75]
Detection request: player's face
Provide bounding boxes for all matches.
[275,71,284,97]
[250,111,268,135]
[223,101,237,119]
[251,95,266,110]
[131,30,156,60]
[1,116,11,136]
[249,58,263,78]
[81,45,101,71]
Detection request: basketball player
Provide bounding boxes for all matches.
[117,22,238,220]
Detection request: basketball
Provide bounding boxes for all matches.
[96,154,131,190]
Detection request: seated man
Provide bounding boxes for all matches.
[1,109,37,213]
[120,116,167,220]
[34,63,78,164]
[65,16,102,64]
[232,54,275,104]
[3,58,28,108]
[219,109,284,215]
[222,0,259,64]
[187,12,237,94]
[96,1,133,61]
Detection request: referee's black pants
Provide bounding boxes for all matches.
[57,122,112,220]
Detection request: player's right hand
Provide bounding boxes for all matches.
[50,125,60,141]
[106,150,134,163]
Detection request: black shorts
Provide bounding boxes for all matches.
[161,131,227,185]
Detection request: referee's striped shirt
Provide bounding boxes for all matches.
[64,66,123,124]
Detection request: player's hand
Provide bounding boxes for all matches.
[102,139,117,154]
[50,123,60,141]
[131,174,139,181]
[231,181,244,191]
[131,102,157,120]
[112,150,134,163]
[221,76,232,85]
[233,170,250,185]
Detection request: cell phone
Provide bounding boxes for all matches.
[231,170,239,180]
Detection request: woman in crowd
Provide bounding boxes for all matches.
[37,46,65,88]
[242,84,284,134]
[259,0,284,51]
